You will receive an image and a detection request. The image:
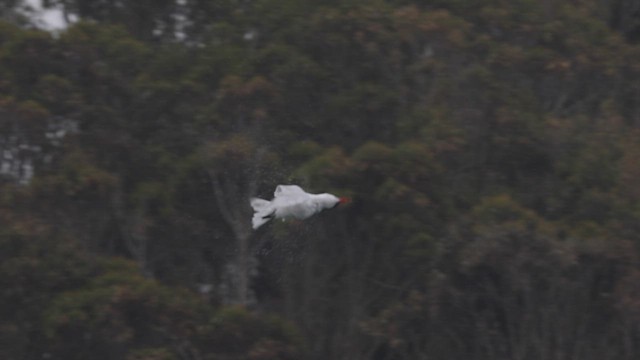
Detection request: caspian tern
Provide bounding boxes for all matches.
[250,185,349,229]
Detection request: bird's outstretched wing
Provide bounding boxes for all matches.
[274,185,307,198]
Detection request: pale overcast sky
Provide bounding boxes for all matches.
[24,0,68,30]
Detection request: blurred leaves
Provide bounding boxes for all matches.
[0,0,640,359]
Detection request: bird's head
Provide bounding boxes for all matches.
[315,193,351,209]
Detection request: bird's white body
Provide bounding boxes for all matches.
[250,185,343,229]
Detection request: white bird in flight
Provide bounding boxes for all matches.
[250,185,350,229]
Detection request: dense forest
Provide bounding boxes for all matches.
[2,0,640,359]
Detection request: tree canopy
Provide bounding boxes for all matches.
[2,0,640,359]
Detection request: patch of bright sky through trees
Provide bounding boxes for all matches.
[24,0,72,30]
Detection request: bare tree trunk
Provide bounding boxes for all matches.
[111,179,153,277]
[208,169,255,306]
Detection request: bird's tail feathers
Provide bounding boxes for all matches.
[250,198,270,211]
[250,197,273,229]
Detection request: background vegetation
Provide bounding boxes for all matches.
[2,0,640,359]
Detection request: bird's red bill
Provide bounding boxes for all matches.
[339,197,352,204]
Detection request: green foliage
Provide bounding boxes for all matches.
[0,208,96,359]
[126,348,175,360]
[1,0,640,359]
[42,257,204,359]
[197,305,302,359]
